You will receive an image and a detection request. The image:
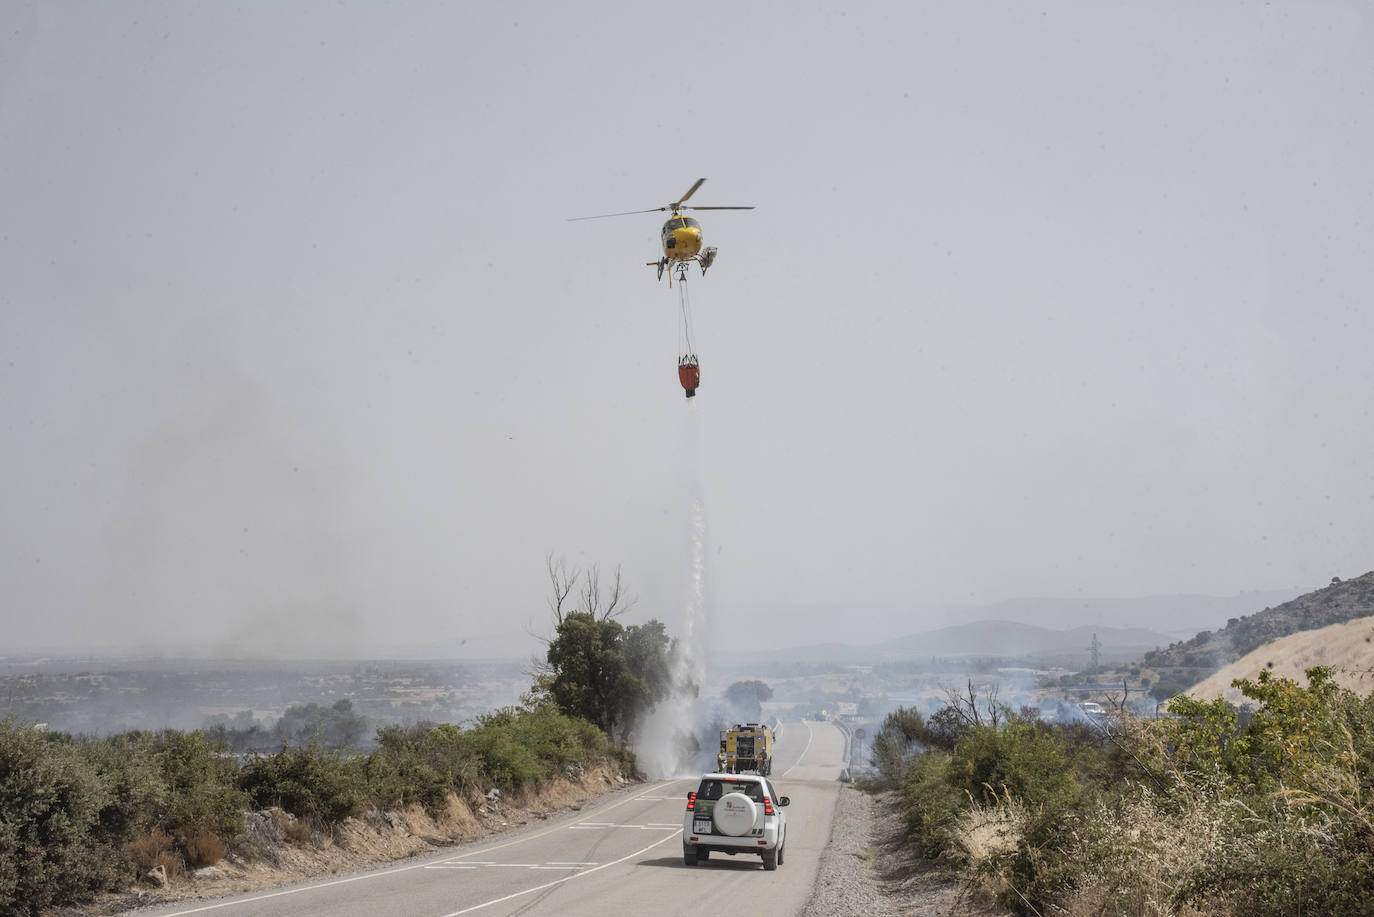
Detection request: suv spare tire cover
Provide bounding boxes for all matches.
[713,792,758,836]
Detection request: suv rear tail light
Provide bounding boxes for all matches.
[686,791,697,811]
[763,796,774,816]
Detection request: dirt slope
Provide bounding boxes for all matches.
[55,765,638,916]
[1186,614,1374,705]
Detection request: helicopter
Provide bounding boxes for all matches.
[568,178,754,284]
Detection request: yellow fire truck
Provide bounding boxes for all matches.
[716,723,774,775]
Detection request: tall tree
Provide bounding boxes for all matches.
[538,558,675,739]
[724,680,774,721]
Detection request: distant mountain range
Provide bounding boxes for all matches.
[710,587,1303,666]
[722,620,1179,668]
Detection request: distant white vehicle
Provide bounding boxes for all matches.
[1080,701,1107,717]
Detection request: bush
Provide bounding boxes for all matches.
[239,745,365,826]
[898,750,964,858]
[180,828,227,868]
[155,730,247,842]
[366,723,478,810]
[468,711,542,792]
[125,828,175,872]
[83,731,168,845]
[0,692,625,910]
[870,707,929,786]
[895,669,1374,916]
[0,720,126,913]
[946,718,1080,809]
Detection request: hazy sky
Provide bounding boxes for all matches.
[3,2,1371,658]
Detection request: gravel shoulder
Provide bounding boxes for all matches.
[803,785,1008,917]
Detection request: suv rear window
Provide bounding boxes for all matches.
[697,777,767,802]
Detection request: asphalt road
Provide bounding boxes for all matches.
[124,720,849,917]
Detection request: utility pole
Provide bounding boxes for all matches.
[1090,632,1101,673]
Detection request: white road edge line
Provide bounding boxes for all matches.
[780,719,814,777]
[143,780,679,916]
[439,829,684,916]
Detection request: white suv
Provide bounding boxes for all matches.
[682,772,790,870]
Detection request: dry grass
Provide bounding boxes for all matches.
[1059,787,1229,917]
[954,792,1024,866]
[180,829,227,867]
[125,830,175,872]
[1188,615,1374,704]
[155,852,185,880]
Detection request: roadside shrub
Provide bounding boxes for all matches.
[123,827,186,880]
[239,745,365,825]
[895,668,1374,916]
[870,706,929,786]
[947,718,1080,809]
[281,814,312,846]
[506,702,609,773]
[898,750,963,858]
[156,851,185,879]
[155,730,247,842]
[180,828,227,868]
[82,731,168,845]
[366,724,468,810]
[125,828,175,872]
[364,707,611,813]
[0,720,126,913]
[468,710,542,792]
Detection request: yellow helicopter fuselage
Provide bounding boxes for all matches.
[661,215,703,261]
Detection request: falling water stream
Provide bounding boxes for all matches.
[634,404,708,777]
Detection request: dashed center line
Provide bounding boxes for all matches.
[568,822,681,830]
[425,861,601,871]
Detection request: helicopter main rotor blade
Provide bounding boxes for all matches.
[566,207,667,221]
[676,178,707,206]
[684,205,756,211]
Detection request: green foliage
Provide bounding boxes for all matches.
[947,717,1079,809]
[468,703,612,794]
[467,709,542,791]
[362,704,612,810]
[0,720,124,914]
[0,573,658,912]
[897,749,963,858]
[543,612,674,739]
[82,730,167,843]
[366,723,479,809]
[895,670,1374,916]
[154,730,247,841]
[239,745,365,825]
[870,706,931,786]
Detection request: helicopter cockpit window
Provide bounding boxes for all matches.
[683,217,700,229]
[666,218,687,230]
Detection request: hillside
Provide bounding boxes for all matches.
[1143,571,1374,671]
[1186,614,1374,705]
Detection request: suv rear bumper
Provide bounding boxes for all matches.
[684,823,781,853]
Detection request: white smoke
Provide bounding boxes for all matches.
[634,410,708,778]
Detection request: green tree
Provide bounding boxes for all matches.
[724,680,774,721]
[274,699,369,749]
[539,558,676,739]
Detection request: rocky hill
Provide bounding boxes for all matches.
[1138,571,1374,696]
[1186,614,1374,705]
